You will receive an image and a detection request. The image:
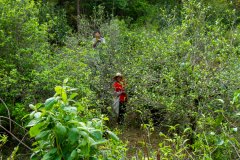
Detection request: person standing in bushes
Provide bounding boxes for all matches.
[112,73,128,124]
[92,30,105,48]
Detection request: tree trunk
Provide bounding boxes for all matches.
[58,0,64,6]
[77,0,80,32]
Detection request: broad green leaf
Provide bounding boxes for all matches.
[42,148,57,160]
[232,127,238,132]
[91,139,107,146]
[88,137,95,144]
[35,130,50,140]
[34,112,41,118]
[89,157,98,160]
[29,122,45,137]
[29,111,36,119]
[29,104,36,110]
[216,139,224,146]
[95,121,102,128]
[90,129,102,140]
[216,99,224,104]
[68,88,78,92]
[27,119,41,127]
[36,103,44,109]
[106,130,119,141]
[68,120,79,125]
[62,90,67,103]
[75,102,84,109]
[68,128,79,144]
[63,107,77,113]
[68,149,77,160]
[55,86,63,95]
[86,121,93,127]
[70,93,78,100]
[54,123,67,137]
[63,78,69,84]
[210,131,215,135]
[45,97,57,110]
[77,105,84,112]
[78,122,86,127]
[55,156,62,160]
[135,110,142,114]
[79,139,87,147]
[183,127,191,133]
[103,117,109,121]
[79,131,89,138]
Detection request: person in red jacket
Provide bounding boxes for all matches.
[112,73,127,124]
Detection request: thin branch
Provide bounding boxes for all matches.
[0,116,28,132]
[0,125,32,151]
[0,98,11,133]
[19,132,29,147]
[229,140,240,159]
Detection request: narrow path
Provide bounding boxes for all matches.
[118,127,161,159]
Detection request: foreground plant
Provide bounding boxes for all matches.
[27,81,126,160]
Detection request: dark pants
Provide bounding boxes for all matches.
[118,101,126,124]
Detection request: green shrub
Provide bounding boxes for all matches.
[27,83,126,160]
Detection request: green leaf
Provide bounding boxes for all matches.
[89,157,98,160]
[88,137,95,145]
[77,105,84,112]
[35,130,50,140]
[27,119,41,127]
[216,139,224,146]
[90,130,102,140]
[79,131,89,138]
[45,97,57,110]
[216,99,224,104]
[68,128,79,144]
[54,123,67,137]
[29,111,36,119]
[91,139,107,146]
[103,116,109,121]
[210,131,215,135]
[29,104,36,110]
[106,130,119,141]
[232,127,238,132]
[36,103,44,109]
[183,127,191,133]
[70,93,78,100]
[68,149,77,160]
[42,148,57,160]
[62,90,67,103]
[78,122,86,127]
[55,86,63,95]
[34,112,41,118]
[63,78,69,84]
[29,122,45,138]
[63,107,77,113]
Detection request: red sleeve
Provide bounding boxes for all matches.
[113,82,123,92]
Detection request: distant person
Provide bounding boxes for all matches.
[92,30,105,48]
[112,73,128,124]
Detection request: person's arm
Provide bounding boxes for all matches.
[113,83,123,97]
[92,38,101,48]
[113,91,122,97]
[101,37,106,43]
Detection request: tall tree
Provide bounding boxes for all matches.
[77,0,80,32]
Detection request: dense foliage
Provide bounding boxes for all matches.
[27,83,125,159]
[0,0,240,159]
